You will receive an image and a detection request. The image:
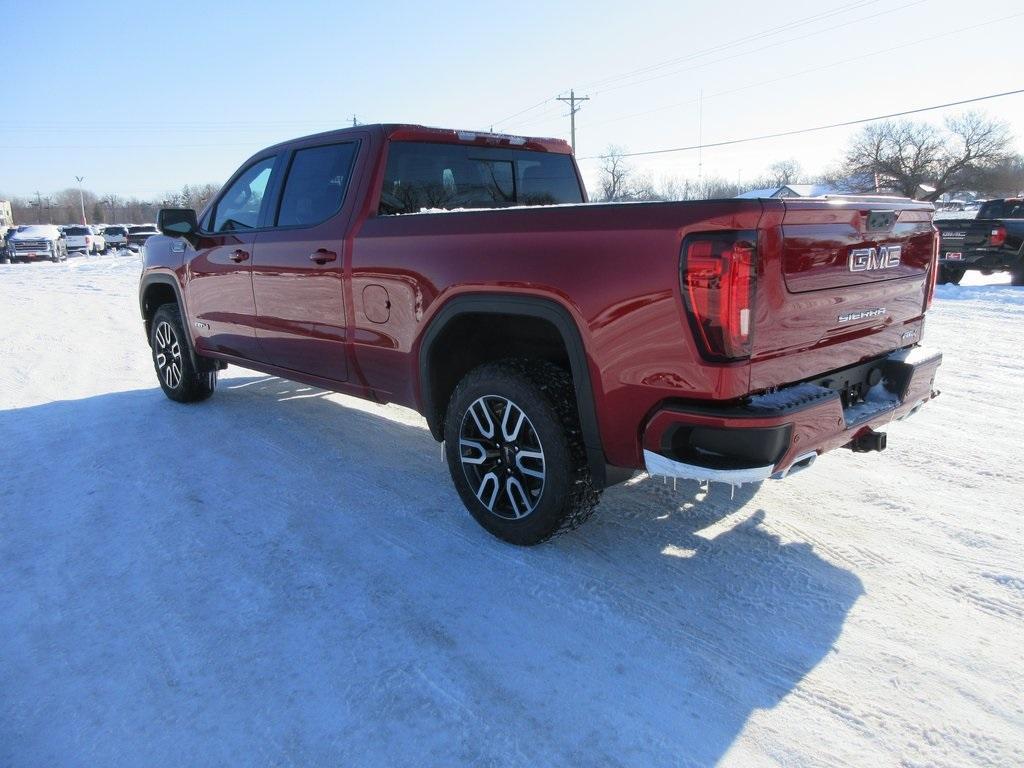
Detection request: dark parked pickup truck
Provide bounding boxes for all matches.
[127,224,159,251]
[139,124,942,545]
[934,198,1024,285]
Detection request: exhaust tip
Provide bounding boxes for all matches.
[771,451,817,480]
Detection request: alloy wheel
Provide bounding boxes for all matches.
[154,321,183,389]
[459,395,546,520]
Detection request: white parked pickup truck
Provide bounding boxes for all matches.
[64,225,106,255]
[7,225,68,263]
[102,225,128,250]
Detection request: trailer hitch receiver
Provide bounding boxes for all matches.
[849,428,887,453]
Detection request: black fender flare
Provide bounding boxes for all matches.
[138,273,213,374]
[418,293,608,486]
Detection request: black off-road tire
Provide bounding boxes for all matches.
[443,358,601,546]
[150,303,217,403]
[1010,264,1024,287]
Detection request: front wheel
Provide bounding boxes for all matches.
[150,304,217,403]
[443,359,600,545]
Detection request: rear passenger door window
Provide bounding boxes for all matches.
[210,156,276,233]
[276,142,358,227]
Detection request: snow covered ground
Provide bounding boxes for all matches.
[1,255,1022,767]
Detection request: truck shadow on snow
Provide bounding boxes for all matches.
[0,375,863,767]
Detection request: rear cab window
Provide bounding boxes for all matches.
[978,199,1024,219]
[378,141,583,215]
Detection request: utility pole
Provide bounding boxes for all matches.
[556,89,590,154]
[697,88,704,196]
[33,191,42,223]
[352,114,358,127]
[75,176,87,225]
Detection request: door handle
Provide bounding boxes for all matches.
[229,249,249,263]
[310,249,337,265]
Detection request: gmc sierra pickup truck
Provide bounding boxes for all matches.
[140,124,942,545]
[934,198,1024,285]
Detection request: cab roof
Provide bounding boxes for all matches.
[263,123,573,155]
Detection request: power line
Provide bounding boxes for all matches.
[489,0,884,132]
[578,0,882,91]
[589,0,926,98]
[576,88,1024,160]
[490,0,922,137]
[500,101,574,132]
[491,95,560,131]
[578,10,1024,134]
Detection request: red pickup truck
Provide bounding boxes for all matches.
[140,124,942,545]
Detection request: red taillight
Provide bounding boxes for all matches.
[990,226,1007,247]
[925,225,939,310]
[681,233,756,361]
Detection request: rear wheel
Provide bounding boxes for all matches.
[443,359,600,545]
[150,303,217,403]
[938,265,964,285]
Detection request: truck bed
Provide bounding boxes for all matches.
[351,195,936,468]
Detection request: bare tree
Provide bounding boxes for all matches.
[974,155,1024,197]
[624,173,664,202]
[596,145,633,202]
[842,112,1013,200]
[766,159,803,187]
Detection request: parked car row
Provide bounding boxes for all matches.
[2,223,159,263]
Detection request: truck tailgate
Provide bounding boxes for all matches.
[935,218,994,251]
[749,198,935,391]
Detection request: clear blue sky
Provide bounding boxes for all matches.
[2,0,1022,199]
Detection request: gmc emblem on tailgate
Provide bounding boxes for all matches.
[848,245,902,272]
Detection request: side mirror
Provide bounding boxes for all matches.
[157,208,198,238]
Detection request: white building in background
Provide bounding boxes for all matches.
[0,200,13,229]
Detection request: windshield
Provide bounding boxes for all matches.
[15,225,59,237]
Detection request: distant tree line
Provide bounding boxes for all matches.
[594,111,1024,202]
[5,110,1021,223]
[1,183,221,226]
